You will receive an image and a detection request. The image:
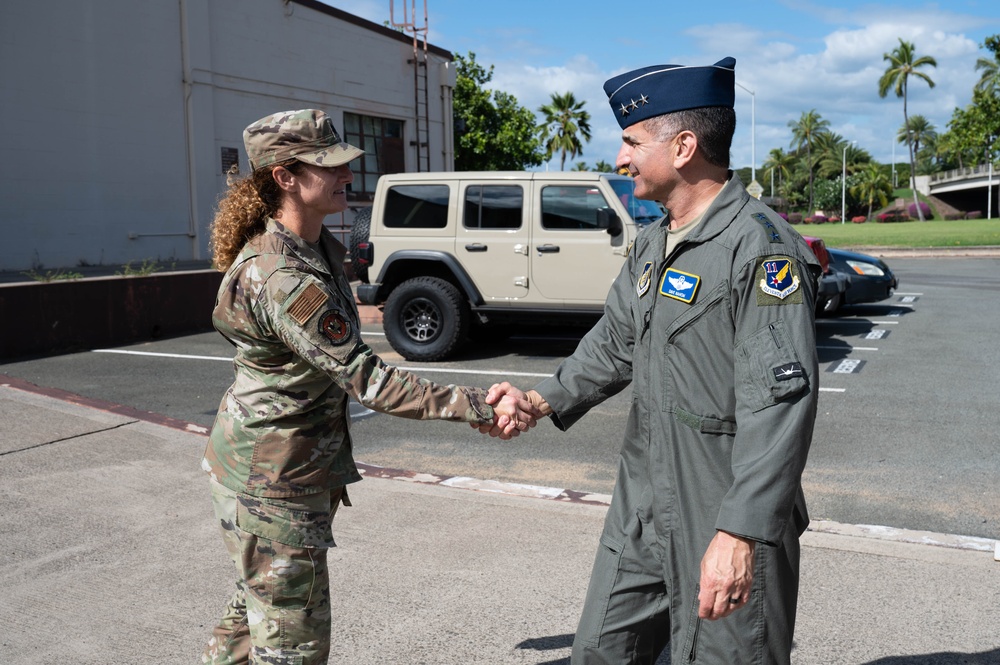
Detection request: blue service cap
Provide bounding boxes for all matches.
[604,57,736,129]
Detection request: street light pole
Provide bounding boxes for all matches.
[841,140,856,225]
[735,81,755,184]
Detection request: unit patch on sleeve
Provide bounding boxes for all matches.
[756,257,803,306]
[773,362,805,381]
[319,310,353,345]
[286,283,327,325]
[659,268,700,303]
[637,261,654,297]
[752,212,782,243]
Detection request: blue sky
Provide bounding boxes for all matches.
[325,1,1000,180]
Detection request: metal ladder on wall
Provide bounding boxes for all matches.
[390,0,430,172]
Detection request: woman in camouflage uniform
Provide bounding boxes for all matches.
[201,109,534,665]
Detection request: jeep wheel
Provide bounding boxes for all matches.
[349,207,372,284]
[384,277,469,361]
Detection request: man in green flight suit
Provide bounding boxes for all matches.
[484,57,821,663]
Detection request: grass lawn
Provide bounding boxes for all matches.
[800,218,1000,248]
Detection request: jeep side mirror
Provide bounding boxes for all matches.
[596,208,622,236]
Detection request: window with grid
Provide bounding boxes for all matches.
[344,112,404,201]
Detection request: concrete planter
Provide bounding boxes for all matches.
[0,270,223,360]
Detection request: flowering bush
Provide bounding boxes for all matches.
[876,211,910,223]
[788,212,803,224]
[966,210,982,219]
[852,216,867,224]
[807,215,829,224]
[907,201,933,220]
[778,212,789,221]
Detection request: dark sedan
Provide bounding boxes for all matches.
[819,247,898,314]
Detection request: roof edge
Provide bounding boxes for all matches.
[290,0,454,61]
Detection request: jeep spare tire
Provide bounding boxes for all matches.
[383,277,469,361]
[349,207,372,284]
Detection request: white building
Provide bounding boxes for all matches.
[0,0,456,272]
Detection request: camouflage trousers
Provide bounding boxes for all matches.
[203,479,348,665]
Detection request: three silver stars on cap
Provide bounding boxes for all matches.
[619,93,650,117]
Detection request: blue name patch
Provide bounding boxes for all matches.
[660,268,700,303]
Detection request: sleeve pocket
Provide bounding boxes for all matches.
[736,320,809,413]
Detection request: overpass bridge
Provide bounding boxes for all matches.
[926,164,998,217]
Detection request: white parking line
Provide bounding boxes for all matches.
[816,345,878,351]
[94,349,230,361]
[816,319,898,325]
[894,292,923,296]
[95,349,847,392]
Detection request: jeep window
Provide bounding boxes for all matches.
[610,179,664,226]
[464,185,523,230]
[541,186,613,230]
[344,112,404,202]
[384,185,450,228]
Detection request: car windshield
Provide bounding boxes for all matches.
[609,179,664,226]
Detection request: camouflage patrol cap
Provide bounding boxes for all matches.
[244,109,364,171]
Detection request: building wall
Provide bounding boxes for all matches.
[0,0,454,272]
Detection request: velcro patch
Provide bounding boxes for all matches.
[318,310,352,345]
[773,362,804,381]
[752,212,782,243]
[659,268,700,303]
[286,283,327,324]
[756,257,803,306]
[637,261,654,297]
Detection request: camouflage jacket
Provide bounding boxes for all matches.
[203,218,494,497]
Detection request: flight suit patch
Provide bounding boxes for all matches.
[756,257,803,306]
[319,310,352,345]
[637,261,654,297]
[659,268,700,304]
[752,213,782,243]
[286,283,326,324]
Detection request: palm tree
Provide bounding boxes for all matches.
[974,35,1000,96]
[788,110,830,213]
[813,131,844,179]
[538,92,593,171]
[879,38,937,220]
[571,161,589,171]
[763,148,795,198]
[851,163,893,220]
[897,115,936,161]
[594,159,615,173]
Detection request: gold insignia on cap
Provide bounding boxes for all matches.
[286,283,327,325]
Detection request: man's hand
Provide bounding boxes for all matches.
[470,382,549,439]
[698,530,755,620]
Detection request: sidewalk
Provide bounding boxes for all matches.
[1,377,998,664]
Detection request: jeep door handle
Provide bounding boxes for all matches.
[464,243,488,252]
[536,244,560,253]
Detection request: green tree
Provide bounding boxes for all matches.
[593,159,615,173]
[571,161,589,171]
[851,163,894,219]
[538,92,593,171]
[763,147,795,198]
[879,38,937,220]
[974,34,1000,96]
[788,110,830,213]
[898,115,937,175]
[453,52,543,171]
[943,89,1000,167]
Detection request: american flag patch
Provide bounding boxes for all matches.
[286,283,326,324]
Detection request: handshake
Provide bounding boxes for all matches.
[473,382,551,440]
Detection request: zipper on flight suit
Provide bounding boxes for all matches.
[769,323,782,348]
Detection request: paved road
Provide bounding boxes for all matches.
[3,257,998,539]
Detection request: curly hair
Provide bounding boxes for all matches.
[209,160,304,271]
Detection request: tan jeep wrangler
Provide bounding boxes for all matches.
[351,171,660,361]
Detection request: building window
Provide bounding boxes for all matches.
[344,112,404,201]
[464,185,523,229]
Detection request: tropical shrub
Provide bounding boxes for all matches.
[788,212,803,224]
[966,210,982,219]
[852,215,867,223]
[876,210,910,223]
[907,201,933,220]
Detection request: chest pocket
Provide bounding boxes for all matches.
[735,320,809,412]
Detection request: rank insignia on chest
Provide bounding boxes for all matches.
[757,258,802,304]
[637,261,654,297]
[319,310,352,345]
[659,267,700,304]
